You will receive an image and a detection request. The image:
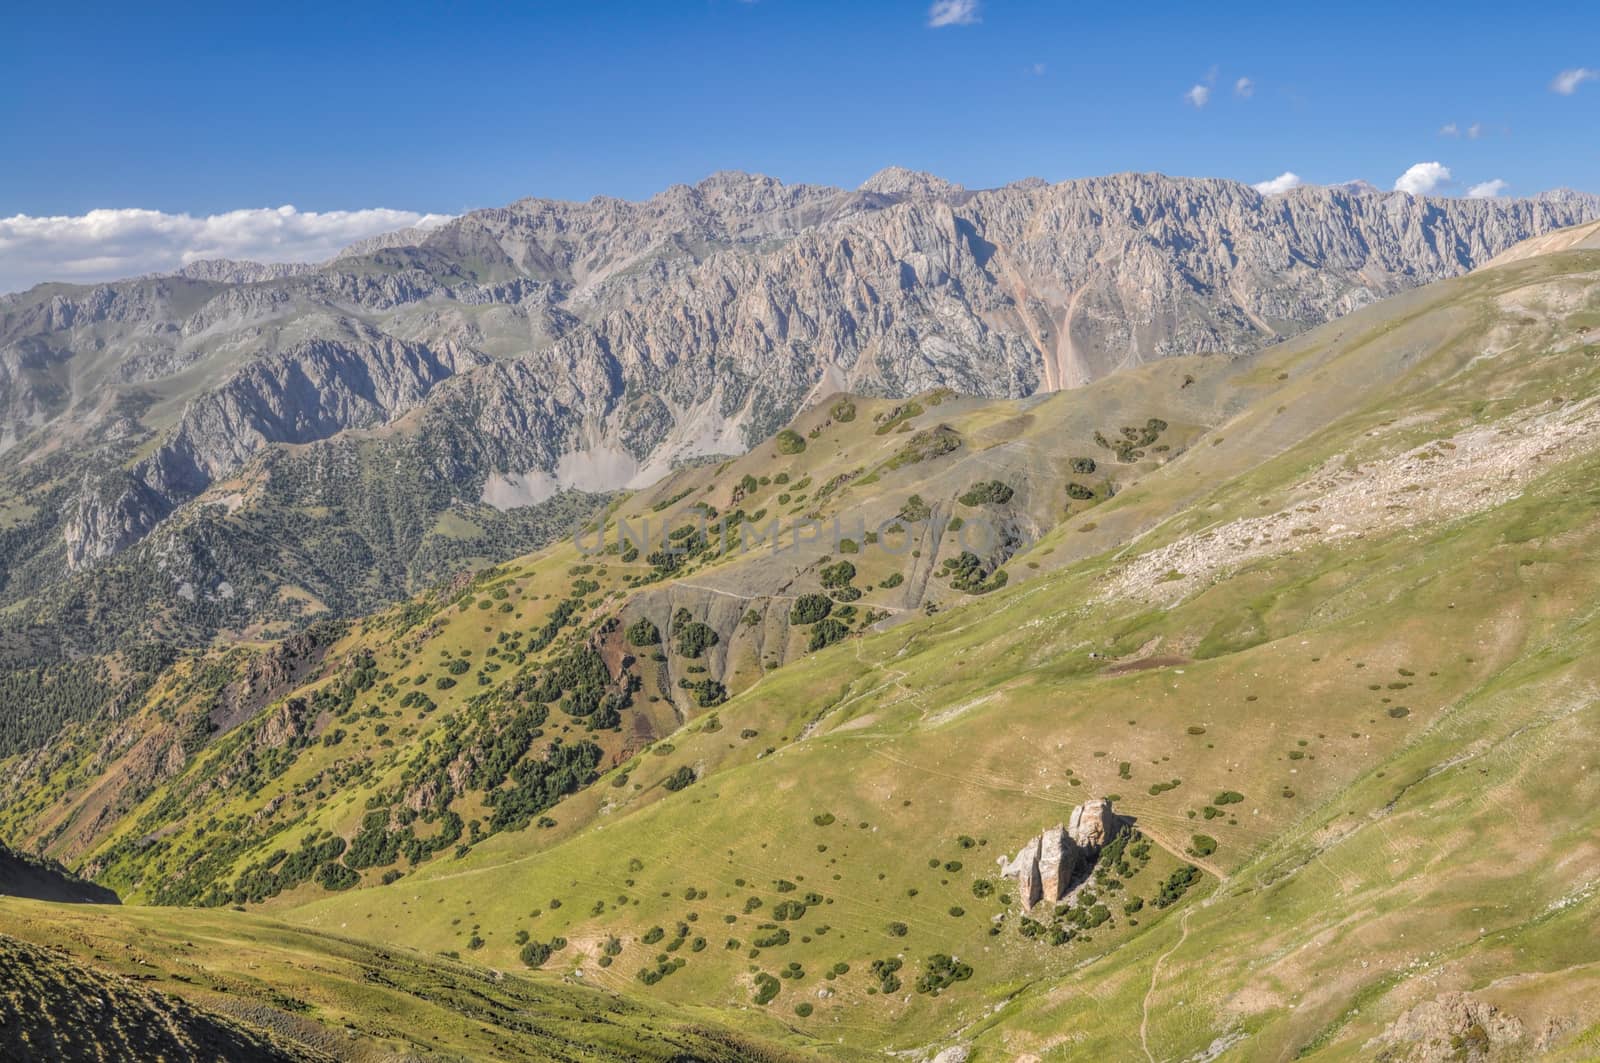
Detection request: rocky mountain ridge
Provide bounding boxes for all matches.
[3,170,1597,614]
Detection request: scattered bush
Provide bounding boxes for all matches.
[914,953,973,995]
[819,560,856,589]
[958,480,1015,506]
[316,862,359,891]
[870,956,903,993]
[807,618,850,651]
[789,594,833,625]
[625,617,660,647]
[1153,865,1202,908]
[675,621,719,658]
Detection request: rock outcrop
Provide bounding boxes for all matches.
[998,798,1131,911]
[1369,992,1525,1062]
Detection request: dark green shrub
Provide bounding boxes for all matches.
[914,953,973,995]
[625,617,660,647]
[753,927,791,948]
[958,480,1015,506]
[675,622,719,658]
[808,619,850,651]
[819,560,856,588]
[1153,865,1202,908]
[316,862,359,891]
[790,594,833,625]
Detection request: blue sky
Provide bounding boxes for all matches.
[2,0,1597,289]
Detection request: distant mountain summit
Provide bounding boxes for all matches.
[1328,178,1384,195]
[858,166,965,198]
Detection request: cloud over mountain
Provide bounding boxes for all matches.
[1394,162,1452,195]
[0,206,451,293]
[1253,172,1303,195]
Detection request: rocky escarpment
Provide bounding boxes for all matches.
[62,331,484,567]
[998,799,1131,911]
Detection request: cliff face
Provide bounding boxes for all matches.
[3,170,1597,577]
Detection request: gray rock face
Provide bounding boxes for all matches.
[62,332,484,567]
[1000,799,1131,911]
[3,170,1597,572]
[1068,798,1128,848]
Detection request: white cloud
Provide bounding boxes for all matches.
[1026,62,1046,77]
[1252,172,1304,195]
[1550,67,1598,94]
[927,0,979,27]
[1186,83,1211,108]
[1234,76,1254,98]
[1439,122,1459,137]
[0,206,451,294]
[1393,161,1452,195]
[1467,122,1483,140]
[1467,178,1509,199]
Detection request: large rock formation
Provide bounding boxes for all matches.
[999,799,1130,912]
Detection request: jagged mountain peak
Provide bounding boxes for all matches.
[858,165,966,198]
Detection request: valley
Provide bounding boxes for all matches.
[3,219,1599,1059]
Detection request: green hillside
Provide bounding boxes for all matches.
[0,897,798,1061]
[2,246,1599,1060]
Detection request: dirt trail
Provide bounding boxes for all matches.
[1141,906,1196,1063]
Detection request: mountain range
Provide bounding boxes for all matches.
[3,173,1600,1061]
[5,170,1597,568]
